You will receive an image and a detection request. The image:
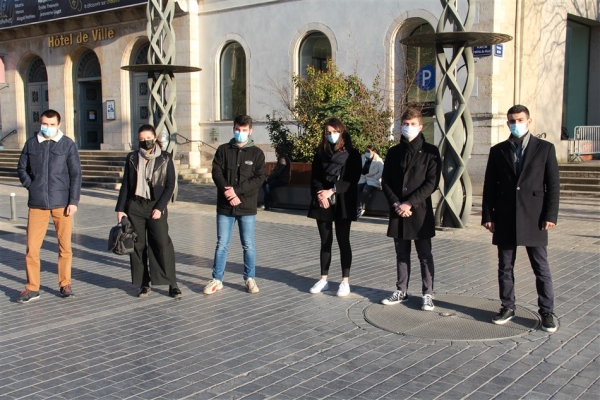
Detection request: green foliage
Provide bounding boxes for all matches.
[267,60,394,162]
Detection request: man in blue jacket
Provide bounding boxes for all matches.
[204,115,266,295]
[17,109,82,303]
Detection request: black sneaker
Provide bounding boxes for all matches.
[60,285,74,298]
[138,286,151,298]
[18,289,40,303]
[381,290,409,305]
[169,287,182,299]
[492,308,515,325]
[540,312,557,333]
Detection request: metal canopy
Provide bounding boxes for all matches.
[401,32,513,48]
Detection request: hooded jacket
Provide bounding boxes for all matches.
[212,138,266,216]
[17,131,82,209]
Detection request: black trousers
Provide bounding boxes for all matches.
[497,245,554,314]
[394,238,434,295]
[127,198,177,287]
[317,218,352,278]
[357,183,377,210]
[262,179,287,208]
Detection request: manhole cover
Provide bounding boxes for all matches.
[363,295,540,341]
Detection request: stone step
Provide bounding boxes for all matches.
[560,183,600,192]
[558,163,600,172]
[81,175,122,183]
[560,190,600,198]
[560,171,600,178]
[178,177,214,185]
[80,165,126,172]
[80,160,126,166]
[82,181,122,190]
[559,177,600,185]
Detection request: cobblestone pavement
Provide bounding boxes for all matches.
[0,182,598,399]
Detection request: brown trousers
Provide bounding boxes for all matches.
[25,208,72,291]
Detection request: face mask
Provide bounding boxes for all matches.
[401,125,420,140]
[327,133,340,144]
[139,139,155,150]
[364,152,371,159]
[40,126,57,138]
[509,123,528,138]
[234,130,249,143]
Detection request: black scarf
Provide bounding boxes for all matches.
[400,133,424,168]
[321,145,350,184]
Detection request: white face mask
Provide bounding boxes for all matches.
[401,125,420,140]
[327,133,340,144]
[509,123,528,138]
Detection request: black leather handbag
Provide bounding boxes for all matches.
[108,216,137,255]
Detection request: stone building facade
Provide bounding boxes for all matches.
[0,0,598,193]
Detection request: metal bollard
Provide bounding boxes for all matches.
[10,193,17,221]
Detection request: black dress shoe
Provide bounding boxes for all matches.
[169,287,182,299]
[138,286,151,298]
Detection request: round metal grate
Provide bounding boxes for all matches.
[363,295,541,341]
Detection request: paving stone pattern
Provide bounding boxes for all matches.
[0,182,598,399]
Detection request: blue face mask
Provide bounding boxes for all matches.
[40,125,58,138]
[364,152,371,159]
[327,133,340,144]
[233,130,249,143]
[509,123,528,138]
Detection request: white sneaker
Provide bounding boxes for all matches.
[309,279,329,294]
[422,294,435,311]
[203,279,223,295]
[337,282,351,297]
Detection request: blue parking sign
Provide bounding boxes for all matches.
[416,65,435,91]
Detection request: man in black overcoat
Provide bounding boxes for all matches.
[380,107,442,311]
[482,104,560,333]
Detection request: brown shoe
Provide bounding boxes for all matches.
[60,285,74,298]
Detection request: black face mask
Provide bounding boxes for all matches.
[139,139,154,150]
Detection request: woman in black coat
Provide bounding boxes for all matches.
[307,118,361,297]
[115,124,181,299]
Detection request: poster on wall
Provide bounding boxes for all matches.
[0,0,147,30]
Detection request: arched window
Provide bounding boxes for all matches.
[220,42,246,120]
[298,32,332,78]
[77,51,101,79]
[28,57,48,83]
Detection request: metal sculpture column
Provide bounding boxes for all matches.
[122,0,200,199]
[401,0,511,228]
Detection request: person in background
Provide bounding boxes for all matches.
[17,109,82,303]
[380,107,441,311]
[482,104,560,333]
[307,117,361,297]
[356,145,384,218]
[204,114,266,295]
[116,124,181,299]
[260,146,291,210]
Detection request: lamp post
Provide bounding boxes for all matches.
[401,0,512,228]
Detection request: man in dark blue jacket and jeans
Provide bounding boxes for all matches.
[17,109,82,303]
[204,115,266,295]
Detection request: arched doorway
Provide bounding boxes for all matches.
[26,57,48,137]
[131,43,150,148]
[77,51,102,149]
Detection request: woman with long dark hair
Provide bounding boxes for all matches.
[307,118,361,297]
[115,124,181,298]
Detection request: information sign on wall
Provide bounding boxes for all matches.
[0,0,146,30]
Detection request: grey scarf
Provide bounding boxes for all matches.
[135,144,161,199]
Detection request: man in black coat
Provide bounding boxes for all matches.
[482,104,560,333]
[204,115,266,295]
[381,107,442,311]
[260,146,291,210]
[17,109,82,303]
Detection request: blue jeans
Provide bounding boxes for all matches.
[212,213,256,281]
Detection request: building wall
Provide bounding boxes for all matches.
[0,0,598,194]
